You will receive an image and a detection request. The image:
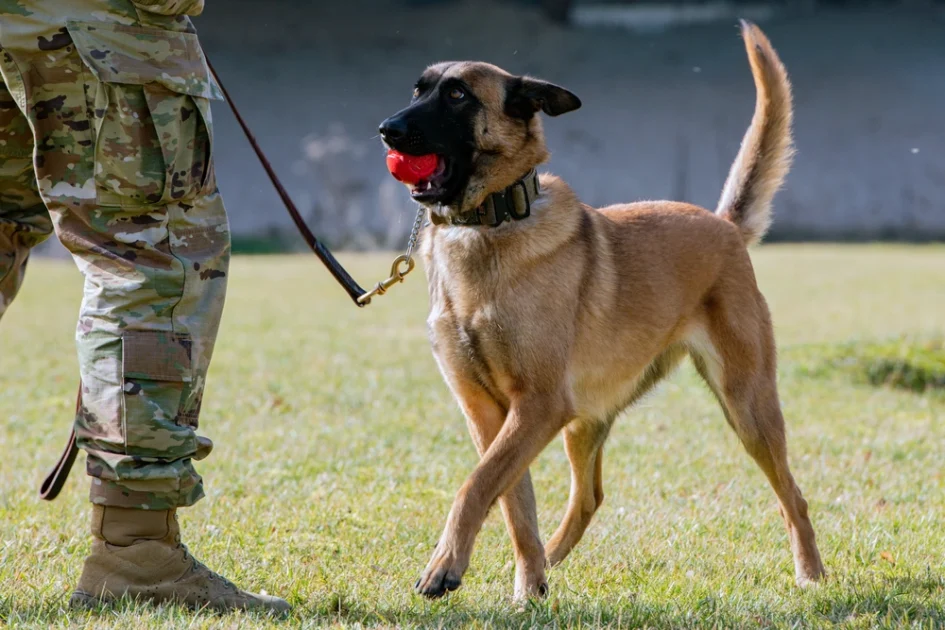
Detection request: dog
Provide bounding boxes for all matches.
[378,20,825,600]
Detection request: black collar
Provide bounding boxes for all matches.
[430,170,540,228]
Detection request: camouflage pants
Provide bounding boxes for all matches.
[0,0,229,509]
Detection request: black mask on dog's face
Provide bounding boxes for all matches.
[379,66,480,207]
[380,61,580,213]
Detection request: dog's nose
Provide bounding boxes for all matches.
[379,117,409,143]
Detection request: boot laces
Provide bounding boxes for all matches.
[178,541,239,592]
[171,513,239,593]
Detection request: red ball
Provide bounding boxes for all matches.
[386,150,438,185]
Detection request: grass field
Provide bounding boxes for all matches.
[1,244,943,629]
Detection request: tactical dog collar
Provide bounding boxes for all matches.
[430,170,539,228]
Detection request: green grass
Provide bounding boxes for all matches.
[790,336,945,394]
[1,244,944,629]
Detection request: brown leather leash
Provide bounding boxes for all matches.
[39,57,422,501]
[205,57,372,307]
[38,386,81,500]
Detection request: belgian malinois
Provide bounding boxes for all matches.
[379,20,825,600]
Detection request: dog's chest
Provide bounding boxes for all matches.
[424,234,518,393]
[428,287,512,384]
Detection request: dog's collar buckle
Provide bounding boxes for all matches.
[495,178,532,223]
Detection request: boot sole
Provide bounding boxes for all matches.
[69,590,113,609]
[69,589,290,614]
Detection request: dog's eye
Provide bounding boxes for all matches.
[448,87,466,102]
[412,87,420,99]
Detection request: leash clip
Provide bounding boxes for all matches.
[357,254,416,306]
[357,205,426,306]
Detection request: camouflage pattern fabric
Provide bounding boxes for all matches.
[0,0,229,509]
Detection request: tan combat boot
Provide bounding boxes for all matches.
[70,505,290,613]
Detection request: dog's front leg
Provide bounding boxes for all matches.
[416,389,571,599]
[454,382,548,600]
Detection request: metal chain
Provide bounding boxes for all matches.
[404,205,426,262]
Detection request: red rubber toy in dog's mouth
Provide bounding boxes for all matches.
[385,149,449,200]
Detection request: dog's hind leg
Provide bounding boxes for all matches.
[545,345,688,566]
[544,418,609,567]
[545,345,687,566]
[689,298,825,587]
[451,379,548,600]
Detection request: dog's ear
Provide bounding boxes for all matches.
[504,76,582,120]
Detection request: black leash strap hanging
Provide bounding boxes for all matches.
[39,386,81,501]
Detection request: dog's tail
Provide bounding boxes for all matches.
[716,20,794,247]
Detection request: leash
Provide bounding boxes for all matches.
[38,386,81,501]
[39,57,424,500]
[205,57,424,307]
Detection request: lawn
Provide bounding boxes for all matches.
[1,244,943,629]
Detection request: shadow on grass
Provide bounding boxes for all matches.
[807,573,945,626]
[6,573,944,628]
[314,581,945,628]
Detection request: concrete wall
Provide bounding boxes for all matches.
[37,0,945,256]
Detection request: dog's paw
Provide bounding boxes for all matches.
[513,562,549,602]
[795,558,826,588]
[513,579,549,602]
[796,571,826,588]
[415,547,465,599]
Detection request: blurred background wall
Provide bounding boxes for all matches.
[39,0,945,255]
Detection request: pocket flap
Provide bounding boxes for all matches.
[67,21,222,100]
[122,330,193,382]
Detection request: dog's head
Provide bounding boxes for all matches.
[379,61,580,216]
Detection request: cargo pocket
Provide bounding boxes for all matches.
[121,329,200,459]
[67,21,223,208]
[123,329,193,383]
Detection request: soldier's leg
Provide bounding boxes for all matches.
[0,73,53,318]
[1,50,222,512]
[1,16,229,511]
[0,5,287,612]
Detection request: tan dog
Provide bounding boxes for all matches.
[378,20,825,600]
